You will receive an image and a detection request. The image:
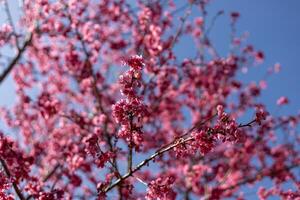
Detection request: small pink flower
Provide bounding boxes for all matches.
[194,17,204,26]
[125,55,145,71]
[277,96,289,106]
[259,80,267,89]
[231,12,240,19]
[216,105,224,118]
[146,176,176,200]
[255,107,269,125]
[255,51,265,62]
[274,63,281,73]
[230,12,240,22]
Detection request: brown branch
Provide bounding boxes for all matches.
[103,136,195,193]
[183,188,192,200]
[42,164,60,182]
[238,119,256,128]
[0,158,26,200]
[157,113,217,153]
[0,33,33,84]
[203,10,224,37]
[103,115,259,194]
[127,143,133,173]
[169,3,193,51]
[127,118,134,173]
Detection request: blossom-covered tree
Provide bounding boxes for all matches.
[0,0,299,199]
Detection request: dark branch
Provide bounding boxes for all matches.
[0,33,33,84]
[103,136,195,193]
[43,164,60,182]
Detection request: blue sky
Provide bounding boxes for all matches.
[212,0,300,117]
[174,0,300,117]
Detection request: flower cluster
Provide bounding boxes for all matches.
[95,151,114,168]
[214,105,243,142]
[146,175,176,200]
[112,56,148,149]
[189,105,250,156]
[191,130,215,155]
[83,134,99,156]
[277,96,289,106]
[124,55,145,71]
[0,24,12,46]
[0,171,11,197]
[83,131,114,168]
[0,133,33,184]
[255,106,269,125]
[37,92,60,120]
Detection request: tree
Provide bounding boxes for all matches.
[0,0,299,199]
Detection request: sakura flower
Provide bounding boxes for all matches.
[146,176,176,200]
[277,96,289,106]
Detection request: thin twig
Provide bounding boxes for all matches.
[204,10,224,37]
[157,113,217,152]
[25,164,61,200]
[238,119,256,128]
[0,33,33,84]
[127,119,134,173]
[134,175,148,186]
[43,164,60,182]
[183,188,192,200]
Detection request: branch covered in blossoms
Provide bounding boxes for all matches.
[103,111,261,194]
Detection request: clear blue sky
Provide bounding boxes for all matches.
[213,0,300,117]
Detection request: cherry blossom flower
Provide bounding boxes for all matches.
[277,96,289,106]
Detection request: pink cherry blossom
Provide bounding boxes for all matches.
[277,96,289,106]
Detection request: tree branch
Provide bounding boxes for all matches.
[103,113,217,193]
[103,115,258,194]
[238,119,257,128]
[43,164,60,182]
[0,33,33,84]
[103,136,195,193]
[127,144,133,173]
